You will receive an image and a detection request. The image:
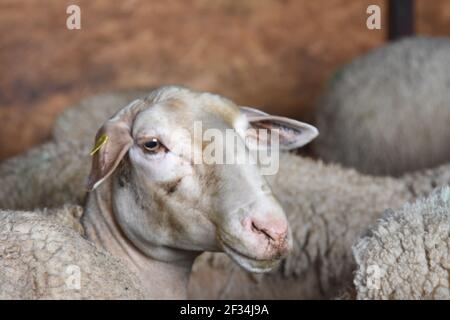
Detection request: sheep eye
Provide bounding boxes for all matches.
[143,138,162,152]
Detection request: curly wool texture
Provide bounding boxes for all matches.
[401,163,450,199]
[0,207,145,299]
[352,187,450,299]
[315,37,450,176]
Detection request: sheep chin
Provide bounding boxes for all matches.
[219,240,280,273]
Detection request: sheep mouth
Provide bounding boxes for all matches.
[219,239,280,273]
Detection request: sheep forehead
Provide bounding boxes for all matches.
[141,86,243,128]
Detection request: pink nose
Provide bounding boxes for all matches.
[245,217,289,244]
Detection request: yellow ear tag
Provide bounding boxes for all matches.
[90,134,109,156]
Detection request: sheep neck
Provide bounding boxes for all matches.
[81,179,194,299]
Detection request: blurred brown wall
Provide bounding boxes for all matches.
[0,0,449,159]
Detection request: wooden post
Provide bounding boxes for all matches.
[388,0,415,40]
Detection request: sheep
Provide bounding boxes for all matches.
[400,163,450,199]
[0,141,90,211]
[52,90,150,147]
[1,89,449,299]
[352,186,450,299]
[0,205,145,299]
[314,37,450,176]
[1,86,322,299]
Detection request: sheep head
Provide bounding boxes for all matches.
[86,86,318,273]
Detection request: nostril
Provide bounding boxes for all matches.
[251,221,276,241]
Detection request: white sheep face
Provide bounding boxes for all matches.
[86,86,318,273]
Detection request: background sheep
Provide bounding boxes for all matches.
[314,37,450,176]
[352,186,450,299]
[0,141,89,210]
[0,206,145,299]
[1,91,449,299]
[53,90,150,146]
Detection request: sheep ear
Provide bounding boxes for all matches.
[240,106,269,117]
[86,99,145,191]
[241,107,319,150]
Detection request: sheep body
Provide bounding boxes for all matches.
[315,37,450,176]
[0,206,145,299]
[0,142,89,211]
[353,186,450,299]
